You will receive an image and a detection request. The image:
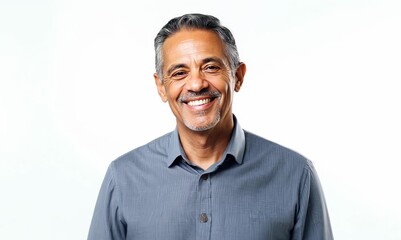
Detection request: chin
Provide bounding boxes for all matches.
[184,115,221,132]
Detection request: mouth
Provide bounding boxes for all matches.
[187,98,212,106]
[179,91,221,107]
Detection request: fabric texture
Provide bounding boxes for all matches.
[88,118,333,240]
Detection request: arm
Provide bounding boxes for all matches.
[88,163,126,240]
[291,161,334,240]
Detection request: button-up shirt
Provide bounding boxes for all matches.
[88,117,333,240]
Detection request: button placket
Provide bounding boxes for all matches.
[196,173,212,239]
[199,212,208,223]
[201,174,209,181]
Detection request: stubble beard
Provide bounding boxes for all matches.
[183,109,221,132]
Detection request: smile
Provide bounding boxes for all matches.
[187,98,212,106]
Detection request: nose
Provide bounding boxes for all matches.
[185,71,208,92]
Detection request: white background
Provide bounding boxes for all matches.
[1,0,400,239]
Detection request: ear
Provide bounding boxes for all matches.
[234,62,246,92]
[154,73,168,102]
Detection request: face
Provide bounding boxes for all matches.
[154,29,245,132]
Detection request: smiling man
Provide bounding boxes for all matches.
[88,13,333,240]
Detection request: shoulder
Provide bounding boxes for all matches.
[243,130,312,169]
[111,131,173,171]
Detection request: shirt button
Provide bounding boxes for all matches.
[201,174,208,180]
[199,213,208,223]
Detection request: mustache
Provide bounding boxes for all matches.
[178,90,221,103]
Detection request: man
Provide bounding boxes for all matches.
[88,13,333,240]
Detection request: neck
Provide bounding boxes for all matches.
[178,118,234,170]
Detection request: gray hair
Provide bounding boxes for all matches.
[154,13,240,82]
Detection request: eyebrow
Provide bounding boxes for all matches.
[165,57,226,76]
[166,64,187,77]
[201,57,225,67]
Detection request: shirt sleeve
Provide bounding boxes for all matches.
[88,162,126,240]
[291,161,334,240]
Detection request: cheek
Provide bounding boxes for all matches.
[164,80,185,100]
[221,69,235,86]
[163,77,175,89]
[211,71,235,92]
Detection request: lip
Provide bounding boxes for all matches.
[183,97,216,110]
[187,97,212,106]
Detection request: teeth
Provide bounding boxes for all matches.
[188,98,211,106]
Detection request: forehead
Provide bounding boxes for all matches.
[162,29,227,66]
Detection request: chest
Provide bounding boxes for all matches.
[121,168,297,240]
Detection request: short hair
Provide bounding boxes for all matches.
[154,13,240,82]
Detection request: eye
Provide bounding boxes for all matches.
[203,65,221,73]
[171,70,188,80]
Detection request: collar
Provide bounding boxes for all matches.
[166,115,245,167]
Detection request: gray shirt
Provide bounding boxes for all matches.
[88,118,333,240]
